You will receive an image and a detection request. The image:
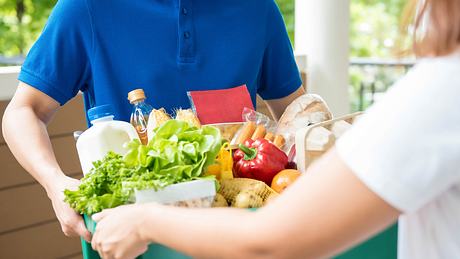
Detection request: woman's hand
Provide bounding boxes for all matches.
[91,204,151,259]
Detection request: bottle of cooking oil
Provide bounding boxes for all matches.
[127,89,153,145]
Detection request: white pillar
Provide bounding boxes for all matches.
[295,0,350,116]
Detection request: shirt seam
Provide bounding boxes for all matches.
[264,1,275,49]
[260,77,302,100]
[20,67,73,102]
[84,0,95,62]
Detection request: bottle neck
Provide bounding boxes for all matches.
[91,115,114,125]
[131,99,146,106]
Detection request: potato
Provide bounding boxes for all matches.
[212,193,229,207]
[264,192,279,205]
[233,191,264,209]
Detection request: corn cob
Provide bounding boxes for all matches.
[147,108,171,142]
[175,109,201,128]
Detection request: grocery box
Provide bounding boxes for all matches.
[82,214,191,259]
[81,214,396,259]
[79,112,397,258]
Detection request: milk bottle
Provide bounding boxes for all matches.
[76,104,139,175]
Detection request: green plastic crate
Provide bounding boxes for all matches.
[82,215,190,259]
[82,215,396,259]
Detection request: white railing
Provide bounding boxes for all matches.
[0,66,20,101]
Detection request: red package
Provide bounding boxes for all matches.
[188,85,255,124]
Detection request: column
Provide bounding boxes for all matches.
[295,0,351,116]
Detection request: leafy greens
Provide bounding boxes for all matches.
[64,120,222,215]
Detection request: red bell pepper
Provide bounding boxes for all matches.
[233,138,288,185]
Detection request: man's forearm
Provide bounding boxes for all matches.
[2,105,64,193]
[265,86,305,120]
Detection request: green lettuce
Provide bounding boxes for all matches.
[64,120,221,215]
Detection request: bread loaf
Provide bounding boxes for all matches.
[276,94,332,149]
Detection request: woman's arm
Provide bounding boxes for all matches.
[264,86,305,120]
[92,148,399,259]
[2,83,91,241]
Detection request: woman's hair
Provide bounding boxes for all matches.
[404,0,460,57]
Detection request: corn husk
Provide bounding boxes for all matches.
[147,108,171,142]
[175,109,201,128]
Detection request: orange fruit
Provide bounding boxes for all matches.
[271,169,301,193]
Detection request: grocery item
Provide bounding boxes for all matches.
[264,192,279,204]
[233,138,288,185]
[218,178,277,207]
[135,179,216,208]
[205,164,221,178]
[209,123,244,142]
[146,108,171,142]
[277,94,333,151]
[234,121,256,145]
[295,112,362,173]
[65,120,222,215]
[188,85,254,124]
[128,89,154,145]
[305,126,336,152]
[205,142,233,180]
[264,132,275,142]
[233,191,264,208]
[76,105,139,175]
[273,135,286,149]
[330,120,352,138]
[271,169,301,193]
[212,193,229,207]
[175,108,201,128]
[232,108,286,150]
[251,125,267,140]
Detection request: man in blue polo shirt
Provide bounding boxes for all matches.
[3,0,304,241]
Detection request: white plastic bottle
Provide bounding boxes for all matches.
[76,104,140,175]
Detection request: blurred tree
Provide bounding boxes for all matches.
[350,0,407,58]
[349,0,411,111]
[0,0,407,60]
[0,0,56,56]
[1,0,296,57]
[275,0,295,45]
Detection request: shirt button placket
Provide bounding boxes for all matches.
[178,0,195,63]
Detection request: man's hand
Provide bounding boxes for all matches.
[3,84,91,241]
[92,204,151,259]
[47,175,91,242]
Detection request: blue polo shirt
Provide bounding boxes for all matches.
[19,0,301,122]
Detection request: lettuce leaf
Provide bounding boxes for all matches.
[65,120,221,215]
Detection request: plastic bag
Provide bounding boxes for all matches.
[135,180,216,208]
[231,108,287,151]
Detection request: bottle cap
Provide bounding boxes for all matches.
[87,104,115,122]
[127,89,147,104]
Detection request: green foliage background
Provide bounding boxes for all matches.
[0,0,407,58]
[0,0,410,111]
[0,0,56,56]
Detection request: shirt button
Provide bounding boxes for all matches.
[184,31,191,39]
[182,8,188,15]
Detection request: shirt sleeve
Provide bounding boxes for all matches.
[336,57,460,213]
[257,0,302,100]
[18,0,93,105]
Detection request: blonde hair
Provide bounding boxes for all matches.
[403,0,460,57]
